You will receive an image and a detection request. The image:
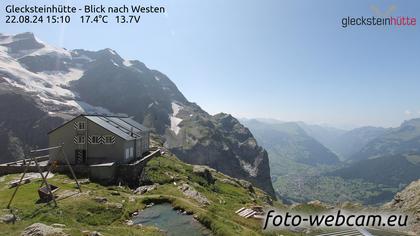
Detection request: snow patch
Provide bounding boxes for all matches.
[107,48,117,55]
[71,54,93,62]
[172,102,182,116]
[38,68,84,85]
[123,60,132,67]
[76,101,113,115]
[0,33,122,117]
[170,102,183,135]
[0,35,14,44]
[154,76,161,81]
[27,43,71,59]
[239,160,258,177]
[0,47,88,113]
[2,34,70,59]
[111,59,119,67]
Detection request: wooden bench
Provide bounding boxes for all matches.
[8,177,31,188]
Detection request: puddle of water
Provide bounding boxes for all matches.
[133,203,212,236]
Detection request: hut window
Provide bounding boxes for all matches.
[74,135,85,144]
[104,135,115,144]
[89,135,101,144]
[76,121,86,130]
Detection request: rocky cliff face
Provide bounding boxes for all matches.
[384,179,420,235]
[167,112,275,196]
[0,85,63,163]
[0,32,275,197]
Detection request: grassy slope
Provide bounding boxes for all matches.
[0,155,301,236]
[1,155,408,236]
[137,155,294,236]
[0,173,162,236]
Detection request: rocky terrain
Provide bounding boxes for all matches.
[0,153,278,236]
[0,32,274,197]
[0,85,64,163]
[384,179,420,235]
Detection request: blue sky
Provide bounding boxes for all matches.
[1,0,419,129]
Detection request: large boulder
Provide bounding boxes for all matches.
[1,213,16,224]
[21,223,68,236]
[178,183,210,205]
[192,165,215,185]
[133,184,158,195]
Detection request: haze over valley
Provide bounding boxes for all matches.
[242,118,420,205]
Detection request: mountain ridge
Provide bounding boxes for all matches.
[241,119,340,167]
[351,118,420,162]
[0,32,275,197]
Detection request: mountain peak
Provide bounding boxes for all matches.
[106,48,117,53]
[401,118,420,127]
[13,32,36,40]
[0,32,44,53]
[214,112,233,120]
[351,117,420,162]
[0,32,276,198]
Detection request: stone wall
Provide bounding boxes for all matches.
[0,149,161,187]
[0,165,48,176]
[117,149,161,187]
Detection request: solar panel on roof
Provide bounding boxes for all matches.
[84,116,139,140]
[119,117,149,131]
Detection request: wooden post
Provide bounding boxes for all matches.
[7,156,30,209]
[7,144,83,209]
[30,146,62,153]
[33,155,57,207]
[40,163,54,188]
[60,145,82,193]
[38,149,57,188]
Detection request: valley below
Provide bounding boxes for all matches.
[242,119,420,206]
[0,32,419,235]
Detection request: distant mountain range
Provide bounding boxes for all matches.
[0,32,274,196]
[1,32,419,204]
[298,123,388,160]
[351,118,420,162]
[331,154,420,186]
[330,119,420,188]
[241,119,340,168]
[243,118,420,204]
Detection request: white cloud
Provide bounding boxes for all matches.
[405,110,413,116]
